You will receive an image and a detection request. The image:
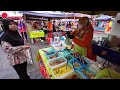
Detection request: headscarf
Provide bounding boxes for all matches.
[0,19,24,46]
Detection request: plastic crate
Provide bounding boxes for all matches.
[58,50,73,57]
[64,72,78,79]
[68,59,85,71]
[75,70,86,79]
[79,68,96,79]
[64,55,74,61]
[73,56,91,68]
[94,68,120,79]
[47,56,67,69]
[43,48,60,60]
[51,63,74,79]
[88,62,102,74]
[80,56,91,67]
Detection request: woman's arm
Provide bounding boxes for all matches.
[1,41,23,54]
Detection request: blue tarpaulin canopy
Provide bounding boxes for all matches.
[95,15,112,21]
[20,11,66,19]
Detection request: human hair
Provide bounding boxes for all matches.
[48,18,51,21]
[78,17,90,26]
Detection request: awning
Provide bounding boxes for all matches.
[95,15,112,21]
[64,11,120,16]
[20,11,92,19]
[21,11,66,19]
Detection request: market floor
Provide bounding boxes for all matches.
[0,40,49,79]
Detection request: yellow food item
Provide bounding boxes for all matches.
[53,65,72,77]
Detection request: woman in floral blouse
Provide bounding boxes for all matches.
[0,19,30,79]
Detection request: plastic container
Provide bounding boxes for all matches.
[63,72,77,79]
[47,53,59,60]
[79,68,96,79]
[58,50,72,56]
[89,62,102,74]
[80,56,91,67]
[51,63,74,79]
[69,59,85,71]
[94,68,120,79]
[43,48,59,60]
[71,55,91,68]
[64,55,74,61]
[75,70,86,79]
[51,41,67,51]
[47,56,67,69]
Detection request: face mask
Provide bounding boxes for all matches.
[78,24,83,29]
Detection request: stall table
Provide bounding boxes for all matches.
[36,47,120,79]
[36,47,56,79]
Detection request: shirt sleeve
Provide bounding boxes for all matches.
[1,41,23,54]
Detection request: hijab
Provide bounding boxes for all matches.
[0,19,24,46]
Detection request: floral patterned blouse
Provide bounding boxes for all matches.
[1,41,29,66]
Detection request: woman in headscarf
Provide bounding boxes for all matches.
[67,17,96,61]
[0,19,30,79]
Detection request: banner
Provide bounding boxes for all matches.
[104,21,113,34]
[29,30,45,39]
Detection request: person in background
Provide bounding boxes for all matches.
[67,17,96,61]
[68,21,71,30]
[33,21,41,30]
[0,19,30,79]
[47,19,53,32]
[0,21,3,34]
[41,21,44,29]
[22,22,28,41]
[18,21,28,41]
[52,21,56,32]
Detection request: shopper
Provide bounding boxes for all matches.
[0,19,30,79]
[33,21,41,30]
[19,21,28,41]
[67,17,96,61]
[52,21,56,32]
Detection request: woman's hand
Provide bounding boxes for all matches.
[21,45,30,50]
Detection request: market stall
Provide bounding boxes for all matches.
[36,46,120,79]
[35,32,120,79]
[93,15,114,42]
[21,11,120,79]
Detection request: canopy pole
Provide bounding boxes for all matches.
[74,16,75,30]
[65,13,67,31]
[23,14,29,40]
[91,15,94,25]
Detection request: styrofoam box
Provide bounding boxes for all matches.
[51,41,67,51]
[47,56,67,69]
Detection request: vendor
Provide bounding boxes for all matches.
[67,17,96,61]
